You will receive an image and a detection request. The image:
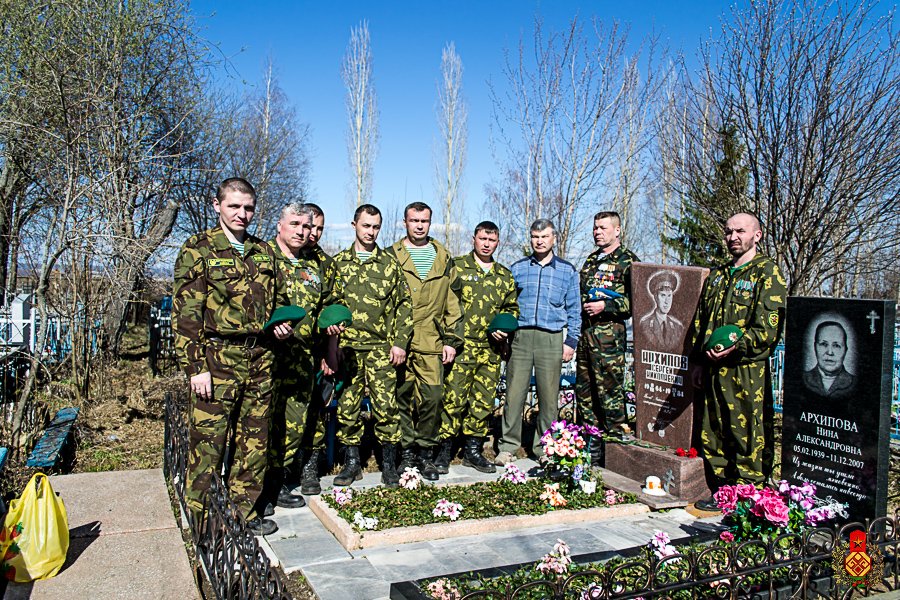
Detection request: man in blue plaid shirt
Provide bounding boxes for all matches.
[495,219,581,467]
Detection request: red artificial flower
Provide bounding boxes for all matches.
[675,448,686,457]
[688,448,698,458]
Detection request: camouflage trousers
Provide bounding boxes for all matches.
[337,346,401,445]
[701,360,775,485]
[187,341,273,521]
[396,351,444,450]
[440,345,500,438]
[270,346,326,474]
[575,323,628,432]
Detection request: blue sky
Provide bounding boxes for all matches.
[190,1,726,249]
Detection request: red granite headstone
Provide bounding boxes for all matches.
[631,264,709,450]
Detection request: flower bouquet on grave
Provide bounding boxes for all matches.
[538,420,600,491]
[713,480,847,543]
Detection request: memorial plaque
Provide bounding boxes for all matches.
[631,264,709,450]
[781,297,894,522]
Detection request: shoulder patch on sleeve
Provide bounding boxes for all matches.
[768,311,779,328]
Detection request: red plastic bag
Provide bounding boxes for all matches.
[1,472,69,582]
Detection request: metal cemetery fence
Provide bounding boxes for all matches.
[163,391,293,600]
[392,519,900,599]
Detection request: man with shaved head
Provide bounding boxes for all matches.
[691,212,786,511]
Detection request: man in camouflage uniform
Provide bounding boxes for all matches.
[266,203,344,507]
[387,202,463,480]
[435,221,519,474]
[576,211,640,465]
[692,212,786,510]
[173,177,291,536]
[302,202,342,304]
[294,202,343,491]
[333,204,413,487]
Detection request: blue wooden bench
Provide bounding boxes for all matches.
[26,407,80,469]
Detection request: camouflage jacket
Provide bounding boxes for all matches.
[452,252,519,349]
[579,246,640,327]
[333,245,413,351]
[386,237,464,354]
[310,245,343,302]
[692,253,786,366]
[269,240,343,343]
[173,226,282,377]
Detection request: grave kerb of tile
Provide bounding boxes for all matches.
[308,496,650,551]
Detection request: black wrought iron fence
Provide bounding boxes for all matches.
[163,391,292,600]
[396,518,900,600]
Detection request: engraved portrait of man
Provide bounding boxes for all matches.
[639,269,684,351]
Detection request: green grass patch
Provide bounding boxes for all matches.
[323,478,636,531]
[80,447,126,472]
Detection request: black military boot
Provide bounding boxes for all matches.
[418,446,440,481]
[399,446,419,473]
[333,446,363,486]
[246,516,278,536]
[300,449,322,495]
[589,436,605,468]
[276,465,306,509]
[433,438,454,474]
[381,443,400,488]
[462,436,496,473]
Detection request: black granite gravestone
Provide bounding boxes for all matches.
[781,297,894,522]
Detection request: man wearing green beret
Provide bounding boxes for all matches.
[692,212,786,511]
[333,204,413,487]
[265,203,345,509]
[387,202,463,480]
[173,178,293,536]
[435,221,519,474]
[576,211,640,465]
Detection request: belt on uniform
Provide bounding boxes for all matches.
[207,334,261,348]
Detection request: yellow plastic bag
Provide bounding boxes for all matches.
[1,472,69,582]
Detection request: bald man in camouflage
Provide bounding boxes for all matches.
[435,221,519,474]
[692,212,786,511]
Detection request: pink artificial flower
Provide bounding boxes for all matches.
[720,530,735,542]
[652,530,671,547]
[734,483,760,501]
[713,486,738,514]
[799,482,816,498]
[755,494,790,526]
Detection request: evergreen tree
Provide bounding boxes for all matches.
[665,124,748,267]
